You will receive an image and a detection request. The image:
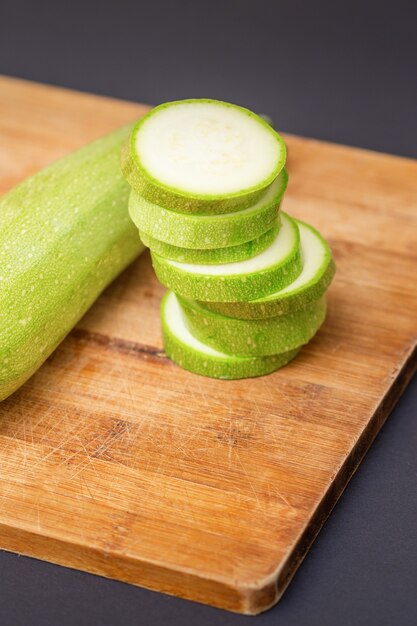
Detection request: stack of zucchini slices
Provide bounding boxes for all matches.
[121,99,335,379]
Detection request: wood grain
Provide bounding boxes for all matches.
[0,75,416,614]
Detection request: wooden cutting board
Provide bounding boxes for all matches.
[0,75,416,615]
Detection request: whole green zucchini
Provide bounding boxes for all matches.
[0,125,144,401]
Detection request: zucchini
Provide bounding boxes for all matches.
[201,220,336,319]
[139,221,279,265]
[162,292,299,380]
[0,125,144,401]
[179,296,326,356]
[128,169,287,249]
[151,213,302,302]
[122,99,286,214]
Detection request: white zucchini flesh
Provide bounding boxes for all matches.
[122,99,286,214]
[137,101,282,195]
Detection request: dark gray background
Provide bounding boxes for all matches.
[1,0,416,624]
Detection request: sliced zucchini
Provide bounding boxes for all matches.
[201,220,335,318]
[139,220,279,265]
[128,169,287,249]
[180,296,326,357]
[162,292,300,380]
[151,213,302,302]
[122,99,286,214]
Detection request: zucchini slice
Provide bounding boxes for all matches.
[151,212,302,302]
[122,99,286,214]
[201,220,336,318]
[180,296,326,357]
[139,221,279,265]
[162,292,299,379]
[129,169,287,249]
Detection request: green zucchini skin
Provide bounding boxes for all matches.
[121,99,287,215]
[161,292,300,380]
[179,296,327,357]
[151,246,302,302]
[0,125,144,401]
[150,213,302,302]
[200,221,336,319]
[139,221,279,265]
[128,170,287,249]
